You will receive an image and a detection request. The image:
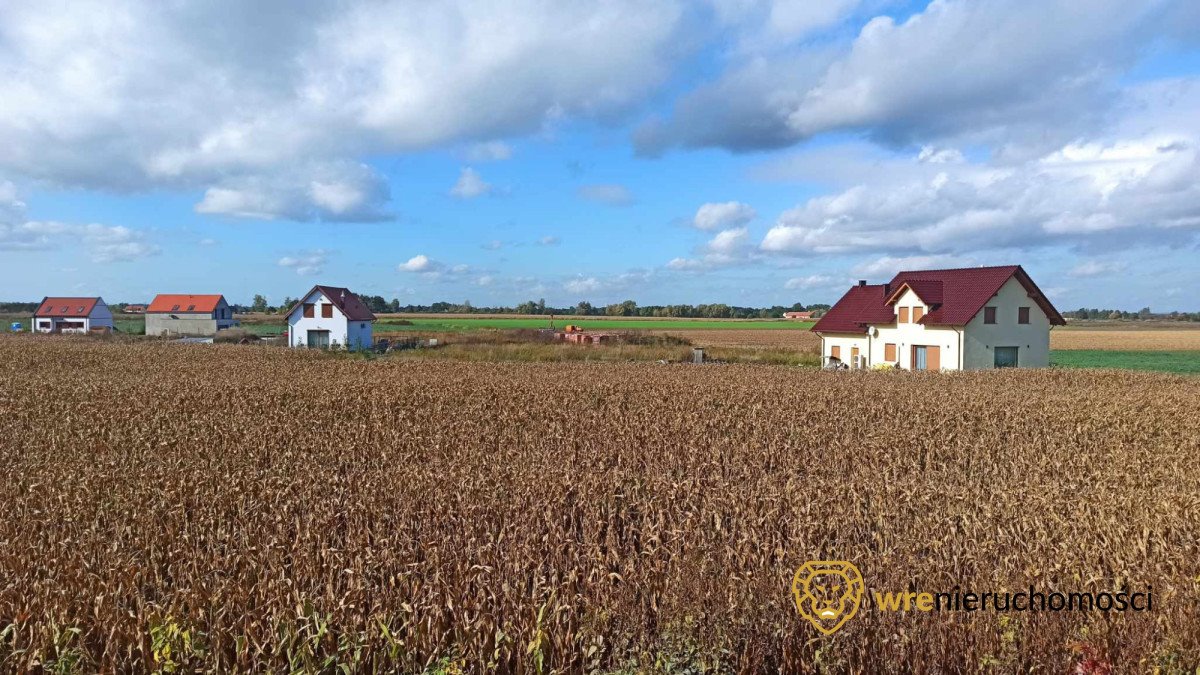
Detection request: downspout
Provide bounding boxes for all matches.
[958,327,964,370]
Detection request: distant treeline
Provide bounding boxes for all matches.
[1063,307,1200,321]
[243,295,829,319]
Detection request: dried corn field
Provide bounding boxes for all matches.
[1051,329,1200,351]
[2,337,1199,673]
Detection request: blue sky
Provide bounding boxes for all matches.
[2,0,1198,310]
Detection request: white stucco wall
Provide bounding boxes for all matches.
[961,277,1052,369]
[819,333,870,368]
[286,289,373,351]
[873,288,961,370]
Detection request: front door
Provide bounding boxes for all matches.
[994,346,1018,368]
[307,329,330,348]
[913,345,927,370]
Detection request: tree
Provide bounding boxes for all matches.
[574,301,593,316]
[251,294,268,313]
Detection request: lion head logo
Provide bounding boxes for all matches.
[792,561,864,635]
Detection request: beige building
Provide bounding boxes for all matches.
[811,265,1064,371]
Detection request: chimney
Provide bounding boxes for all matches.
[858,279,867,287]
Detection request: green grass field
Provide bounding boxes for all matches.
[375,317,815,331]
[1051,350,1200,374]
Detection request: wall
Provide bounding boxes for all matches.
[91,300,114,328]
[819,333,870,368]
[961,277,1052,369]
[872,288,961,370]
[146,314,220,336]
[346,318,373,351]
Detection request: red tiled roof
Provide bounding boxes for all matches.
[284,285,376,322]
[147,294,225,313]
[886,279,943,306]
[811,265,1065,332]
[34,297,101,317]
[809,284,895,334]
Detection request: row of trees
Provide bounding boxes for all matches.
[1062,307,1200,321]
[234,296,829,319]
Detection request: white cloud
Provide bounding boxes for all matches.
[638,0,1182,154]
[482,240,503,250]
[399,254,437,273]
[0,185,159,262]
[195,162,391,221]
[850,255,975,279]
[465,141,513,162]
[784,274,836,290]
[704,227,750,254]
[565,276,604,294]
[1069,259,1128,278]
[0,1,684,211]
[693,201,756,230]
[537,235,560,246]
[449,167,492,199]
[278,250,329,276]
[577,184,633,206]
[759,133,1200,257]
[198,238,218,246]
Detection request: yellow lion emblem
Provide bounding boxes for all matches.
[792,561,864,635]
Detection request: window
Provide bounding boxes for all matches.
[360,323,366,328]
[898,307,910,323]
[187,304,196,311]
[984,306,997,324]
[830,345,841,360]
[303,303,315,318]
[322,304,333,318]
[76,306,85,313]
[1018,307,1030,324]
[59,306,68,313]
[912,306,924,323]
[884,343,897,361]
[172,304,180,311]
[994,346,1018,368]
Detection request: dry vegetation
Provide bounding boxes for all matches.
[1,337,1198,673]
[654,329,821,351]
[1051,330,1200,351]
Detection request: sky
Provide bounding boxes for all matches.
[2,0,1199,310]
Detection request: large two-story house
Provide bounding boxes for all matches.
[810,265,1064,370]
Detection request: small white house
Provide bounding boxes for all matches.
[284,285,376,351]
[811,265,1065,371]
[32,297,115,333]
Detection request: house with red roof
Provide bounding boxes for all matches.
[283,285,376,351]
[33,297,114,334]
[146,294,238,336]
[810,265,1064,371]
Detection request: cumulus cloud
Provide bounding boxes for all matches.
[577,184,634,206]
[398,254,438,273]
[0,0,684,213]
[278,250,329,276]
[784,274,837,290]
[759,134,1200,257]
[850,255,977,280]
[564,276,604,294]
[195,162,391,221]
[0,183,159,262]
[693,201,756,230]
[638,0,1184,154]
[449,167,492,199]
